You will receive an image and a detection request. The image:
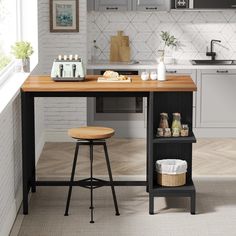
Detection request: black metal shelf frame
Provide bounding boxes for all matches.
[21,89,196,216]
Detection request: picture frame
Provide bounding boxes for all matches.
[50,0,79,32]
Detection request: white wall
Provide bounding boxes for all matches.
[0,1,43,234]
[0,95,21,236]
[33,0,88,142]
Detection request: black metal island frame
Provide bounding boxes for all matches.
[21,75,197,215]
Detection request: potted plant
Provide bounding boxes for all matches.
[157,32,179,81]
[11,41,33,72]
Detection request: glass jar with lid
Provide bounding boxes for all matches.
[171,113,181,134]
[159,113,169,129]
[181,124,189,137]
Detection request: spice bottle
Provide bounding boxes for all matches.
[159,113,169,129]
[181,124,189,137]
[164,128,171,137]
[171,113,181,136]
[157,128,164,137]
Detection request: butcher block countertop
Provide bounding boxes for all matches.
[21,75,197,92]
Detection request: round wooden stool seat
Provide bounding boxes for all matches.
[68,126,115,140]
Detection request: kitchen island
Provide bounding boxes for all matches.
[21,75,197,215]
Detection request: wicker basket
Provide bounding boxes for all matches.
[156,159,187,187]
[157,172,186,187]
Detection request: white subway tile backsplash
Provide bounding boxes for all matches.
[146,14,160,30]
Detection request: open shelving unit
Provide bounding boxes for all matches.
[148,92,196,215]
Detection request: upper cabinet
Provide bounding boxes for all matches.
[94,0,132,11]
[90,0,236,11]
[133,0,171,11]
[194,0,236,8]
[171,0,236,9]
[89,0,171,11]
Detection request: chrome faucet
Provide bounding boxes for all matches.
[206,39,221,60]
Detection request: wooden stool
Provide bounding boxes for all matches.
[64,126,120,223]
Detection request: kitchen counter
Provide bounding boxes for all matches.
[87,60,236,70]
[21,74,196,215]
[22,75,197,92]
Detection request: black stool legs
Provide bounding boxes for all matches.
[103,143,120,216]
[64,140,119,223]
[65,143,79,216]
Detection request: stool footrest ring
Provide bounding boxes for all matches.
[77,177,110,189]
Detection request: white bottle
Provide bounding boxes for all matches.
[158,60,166,81]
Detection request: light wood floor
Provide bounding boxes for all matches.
[37,138,236,178]
[15,177,236,236]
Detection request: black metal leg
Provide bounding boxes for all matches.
[191,192,196,215]
[64,143,79,216]
[149,195,154,215]
[146,96,149,193]
[21,91,35,214]
[103,143,120,216]
[90,142,95,223]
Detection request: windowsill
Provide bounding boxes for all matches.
[0,60,38,114]
[0,61,15,87]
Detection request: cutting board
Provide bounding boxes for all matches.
[110,31,131,62]
[97,77,132,83]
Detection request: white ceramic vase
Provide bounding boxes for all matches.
[157,60,166,81]
[22,58,30,72]
[15,58,30,73]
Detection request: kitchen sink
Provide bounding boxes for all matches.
[191,60,236,65]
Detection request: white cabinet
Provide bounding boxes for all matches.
[95,0,132,11]
[196,69,236,128]
[92,0,170,11]
[133,0,171,11]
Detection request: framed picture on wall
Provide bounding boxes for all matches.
[50,0,79,32]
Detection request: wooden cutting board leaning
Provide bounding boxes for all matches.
[110,31,131,62]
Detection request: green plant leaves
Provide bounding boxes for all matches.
[160,31,178,49]
[11,41,33,59]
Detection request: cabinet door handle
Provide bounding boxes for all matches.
[231,5,236,8]
[166,70,177,74]
[217,70,229,73]
[106,7,118,10]
[146,7,158,10]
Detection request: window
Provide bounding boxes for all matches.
[0,0,17,84]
